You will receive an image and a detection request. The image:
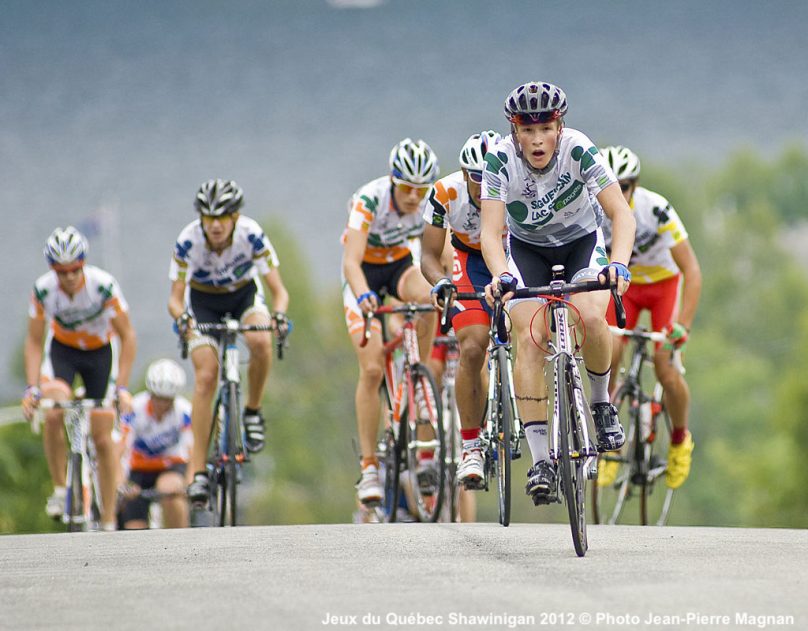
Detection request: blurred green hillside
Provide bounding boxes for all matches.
[3,144,807,533]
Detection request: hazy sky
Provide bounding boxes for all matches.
[3,0,807,396]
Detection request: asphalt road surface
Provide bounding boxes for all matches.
[1,523,804,630]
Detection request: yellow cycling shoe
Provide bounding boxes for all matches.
[666,431,695,489]
[597,457,621,488]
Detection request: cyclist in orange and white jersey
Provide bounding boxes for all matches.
[480,82,636,505]
[342,138,439,504]
[168,179,290,507]
[421,131,504,491]
[22,226,137,530]
[119,359,192,529]
[599,145,702,489]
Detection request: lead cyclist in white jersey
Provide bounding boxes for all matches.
[168,179,290,507]
[480,81,636,505]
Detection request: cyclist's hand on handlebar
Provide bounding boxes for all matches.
[116,386,133,415]
[272,311,290,337]
[21,386,42,422]
[356,290,380,315]
[118,481,141,501]
[484,272,517,307]
[663,322,689,351]
[430,277,456,309]
[598,262,631,296]
[174,311,195,342]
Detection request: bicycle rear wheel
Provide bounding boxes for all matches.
[219,381,241,527]
[557,355,588,557]
[591,386,634,525]
[494,347,513,527]
[640,389,676,526]
[403,364,445,523]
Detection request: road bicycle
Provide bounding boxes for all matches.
[460,266,625,554]
[592,326,683,526]
[361,303,445,523]
[182,314,288,527]
[449,289,522,527]
[37,398,116,532]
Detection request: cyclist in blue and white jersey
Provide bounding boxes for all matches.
[168,179,290,506]
[480,82,636,505]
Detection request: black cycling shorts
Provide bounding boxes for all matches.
[49,339,113,399]
[189,280,264,325]
[361,254,414,301]
[509,231,600,287]
[118,464,187,526]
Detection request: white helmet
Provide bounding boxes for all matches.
[145,359,186,398]
[44,226,88,266]
[389,138,439,185]
[459,130,502,171]
[194,179,244,217]
[600,145,641,180]
[504,81,568,124]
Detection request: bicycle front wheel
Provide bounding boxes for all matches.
[65,453,85,532]
[403,364,445,523]
[221,381,241,526]
[557,355,588,557]
[494,346,513,527]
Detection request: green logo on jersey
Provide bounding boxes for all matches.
[360,194,379,215]
[570,145,600,172]
[485,151,510,182]
[34,286,48,303]
[552,180,585,210]
[506,201,529,223]
[595,246,609,267]
[596,175,610,188]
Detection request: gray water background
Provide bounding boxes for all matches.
[2,0,807,398]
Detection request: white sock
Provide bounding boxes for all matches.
[100,522,117,532]
[587,369,611,404]
[524,420,550,464]
[53,486,67,497]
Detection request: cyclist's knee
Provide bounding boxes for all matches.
[91,429,114,452]
[459,337,486,368]
[42,380,71,399]
[194,368,218,394]
[359,362,384,385]
[248,336,272,361]
[156,471,185,495]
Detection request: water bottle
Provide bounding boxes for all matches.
[640,401,653,442]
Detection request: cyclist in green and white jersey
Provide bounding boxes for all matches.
[341,139,439,505]
[480,81,636,505]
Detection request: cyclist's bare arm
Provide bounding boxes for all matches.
[22,317,46,419]
[420,223,449,286]
[262,268,290,314]
[168,278,187,322]
[597,183,636,294]
[670,239,702,330]
[342,228,377,312]
[480,199,512,303]
[110,310,137,413]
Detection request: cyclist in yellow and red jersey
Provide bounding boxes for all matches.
[342,138,439,505]
[168,179,290,507]
[22,226,137,530]
[421,131,504,491]
[599,145,702,490]
[480,82,636,505]
[118,359,192,529]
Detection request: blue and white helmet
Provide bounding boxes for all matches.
[194,179,244,216]
[44,226,88,266]
[600,145,641,180]
[459,130,502,171]
[389,138,439,185]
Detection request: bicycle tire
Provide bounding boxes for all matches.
[66,452,84,532]
[222,381,240,526]
[403,364,445,523]
[494,346,512,527]
[640,390,676,526]
[379,380,401,522]
[558,355,588,557]
[591,386,633,525]
[445,392,460,523]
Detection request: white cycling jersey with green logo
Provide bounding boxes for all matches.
[481,129,616,247]
[602,186,689,285]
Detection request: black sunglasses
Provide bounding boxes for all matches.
[619,181,635,192]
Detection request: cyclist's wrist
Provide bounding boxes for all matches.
[24,385,42,400]
[357,290,379,306]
